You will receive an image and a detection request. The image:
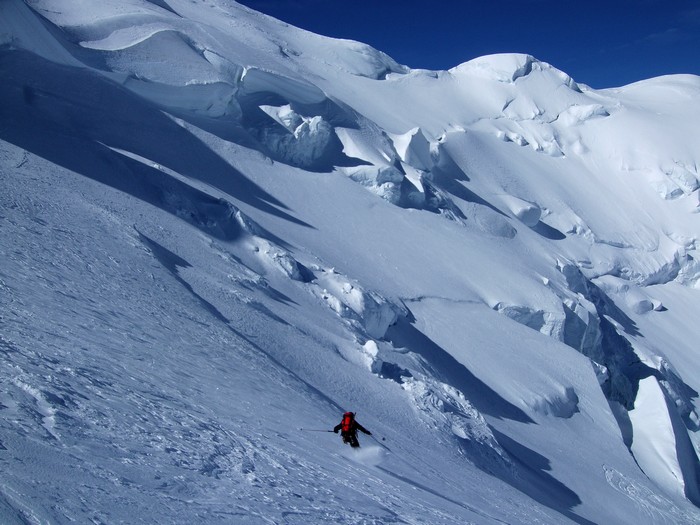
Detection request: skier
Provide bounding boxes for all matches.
[334,411,371,448]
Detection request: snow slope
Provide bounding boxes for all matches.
[1,0,700,523]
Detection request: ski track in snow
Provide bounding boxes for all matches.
[603,466,700,525]
[0,154,512,524]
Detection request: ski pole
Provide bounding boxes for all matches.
[300,428,334,432]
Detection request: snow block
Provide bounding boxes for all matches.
[499,194,542,227]
[402,378,512,474]
[256,242,311,282]
[556,104,610,127]
[314,269,403,339]
[661,162,700,195]
[252,106,341,170]
[342,165,405,205]
[529,386,580,418]
[454,54,538,83]
[389,127,433,171]
[629,377,700,504]
[493,303,562,339]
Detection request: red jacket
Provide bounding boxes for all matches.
[334,414,371,436]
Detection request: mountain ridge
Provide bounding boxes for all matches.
[1,1,700,523]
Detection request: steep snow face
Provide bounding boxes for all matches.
[630,377,700,504]
[2,0,700,523]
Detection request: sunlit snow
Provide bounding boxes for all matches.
[1,0,700,523]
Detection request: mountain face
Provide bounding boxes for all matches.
[2,1,700,523]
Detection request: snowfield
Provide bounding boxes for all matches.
[1,0,700,523]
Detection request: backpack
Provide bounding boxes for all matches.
[341,412,354,433]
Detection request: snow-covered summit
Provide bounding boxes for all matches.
[2,1,700,523]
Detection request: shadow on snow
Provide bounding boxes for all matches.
[385,317,533,424]
[0,49,312,234]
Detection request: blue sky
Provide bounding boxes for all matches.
[236,0,700,88]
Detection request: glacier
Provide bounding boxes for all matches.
[1,0,700,523]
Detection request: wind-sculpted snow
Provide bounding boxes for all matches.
[311,267,404,340]
[630,378,700,505]
[453,53,581,91]
[493,303,563,339]
[2,0,700,523]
